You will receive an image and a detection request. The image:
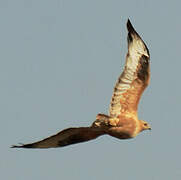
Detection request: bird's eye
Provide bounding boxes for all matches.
[144,123,147,126]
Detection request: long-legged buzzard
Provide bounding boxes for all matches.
[12,19,151,149]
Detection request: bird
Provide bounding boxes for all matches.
[12,19,151,149]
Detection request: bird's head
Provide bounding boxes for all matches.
[140,120,151,131]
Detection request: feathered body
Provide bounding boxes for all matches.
[12,19,151,149]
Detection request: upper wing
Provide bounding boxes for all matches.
[109,19,150,117]
[11,127,104,149]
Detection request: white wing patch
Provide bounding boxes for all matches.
[109,21,149,118]
[109,56,139,117]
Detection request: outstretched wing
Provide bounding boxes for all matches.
[11,127,104,149]
[109,19,150,117]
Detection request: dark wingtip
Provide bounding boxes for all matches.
[11,145,21,148]
[126,19,149,56]
[11,143,34,148]
[127,19,131,27]
[127,19,137,35]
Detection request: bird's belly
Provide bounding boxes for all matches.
[109,132,132,139]
[107,127,134,139]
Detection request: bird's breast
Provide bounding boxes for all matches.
[107,116,138,139]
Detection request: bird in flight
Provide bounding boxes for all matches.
[12,19,151,149]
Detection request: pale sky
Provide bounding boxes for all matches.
[2,0,181,180]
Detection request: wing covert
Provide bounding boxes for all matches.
[109,19,150,117]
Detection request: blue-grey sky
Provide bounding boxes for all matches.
[2,0,181,179]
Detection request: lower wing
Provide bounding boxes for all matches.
[11,127,104,149]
